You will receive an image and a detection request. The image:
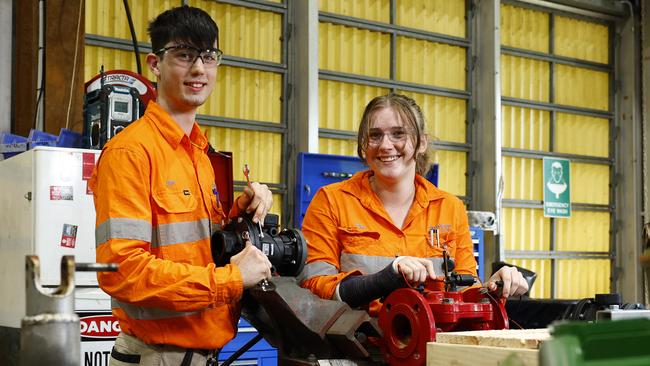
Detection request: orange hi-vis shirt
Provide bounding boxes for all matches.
[299,170,477,316]
[90,102,243,349]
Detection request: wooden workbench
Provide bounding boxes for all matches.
[426,329,550,366]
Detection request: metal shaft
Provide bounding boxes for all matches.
[75,262,118,272]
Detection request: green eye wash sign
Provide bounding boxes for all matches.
[543,157,571,218]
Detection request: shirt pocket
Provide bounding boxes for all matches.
[422,230,457,258]
[439,231,457,249]
[151,188,203,263]
[337,226,381,253]
[152,188,198,214]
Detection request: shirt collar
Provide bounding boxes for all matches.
[146,101,208,151]
[342,170,445,207]
[413,173,445,206]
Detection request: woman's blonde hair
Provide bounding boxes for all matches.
[357,93,430,175]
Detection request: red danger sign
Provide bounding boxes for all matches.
[80,315,121,339]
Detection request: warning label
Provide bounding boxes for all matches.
[80,313,121,340]
[79,312,120,366]
[82,349,112,366]
[61,224,78,248]
[50,186,74,200]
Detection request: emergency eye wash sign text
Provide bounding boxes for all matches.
[543,157,571,218]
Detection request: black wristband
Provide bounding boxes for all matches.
[338,262,406,308]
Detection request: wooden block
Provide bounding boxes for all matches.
[435,329,550,349]
[427,343,539,366]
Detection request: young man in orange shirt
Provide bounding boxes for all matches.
[91,6,272,365]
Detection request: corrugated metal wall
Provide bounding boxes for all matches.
[396,0,465,37]
[500,2,613,299]
[318,0,469,197]
[83,0,621,300]
[84,0,287,220]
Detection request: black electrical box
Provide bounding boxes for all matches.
[83,84,143,149]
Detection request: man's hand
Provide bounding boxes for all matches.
[485,266,528,298]
[393,257,437,284]
[230,240,272,289]
[236,182,273,224]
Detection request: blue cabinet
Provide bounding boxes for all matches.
[219,318,277,365]
[470,226,485,281]
[294,153,366,228]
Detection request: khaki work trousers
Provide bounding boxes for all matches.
[109,332,218,366]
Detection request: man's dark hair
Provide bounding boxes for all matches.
[148,5,219,52]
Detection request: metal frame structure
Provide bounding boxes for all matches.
[471,0,503,274]
[313,0,476,204]
[82,0,644,301]
[472,0,642,301]
[287,0,319,226]
[615,0,643,302]
[501,0,615,298]
[288,0,319,156]
[642,0,650,305]
[0,0,11,134]
[250,0,642,301]
[85,0,293,225]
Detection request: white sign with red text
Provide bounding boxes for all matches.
[78,312,120,366]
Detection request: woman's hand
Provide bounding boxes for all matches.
[485,266,529,298]
[393,256,437,284]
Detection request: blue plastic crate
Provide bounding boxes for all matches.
[27,129,58,149]
[57,128,82,148]
[0,133,28,159]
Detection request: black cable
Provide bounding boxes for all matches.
[33,0,45,130]
[33,76,44,130]
[122,0,142,75]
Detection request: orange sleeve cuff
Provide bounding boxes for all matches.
[301,270,361,300]
[213,264,244,305]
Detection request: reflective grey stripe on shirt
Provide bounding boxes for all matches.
[96,218,211,248]
[297,261,338,283]
[151,218,211,248]
[112,298,200,320]
[96,218,152,247]
[340,253,447,277]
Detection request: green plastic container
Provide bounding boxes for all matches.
[540,318,650,366]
